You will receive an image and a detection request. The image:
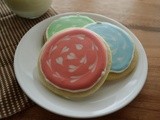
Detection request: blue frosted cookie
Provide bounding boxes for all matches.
[85,22,138,80]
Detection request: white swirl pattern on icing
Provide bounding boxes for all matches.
[77,34,85,40]
[52,72,62,79]
[46,59,52,71]
[67,52,77,60]
[68,65,78,72]
[80,55,87,64]
[49,45,57,57]
[62,35,71,41]
[75,44,83,50]
[61,46,69,53]
[56,57,63,65]
[45,33,99,83]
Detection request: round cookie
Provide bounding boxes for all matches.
[45,15,95,41]
[38,28,111,99]
[85,22,138,80]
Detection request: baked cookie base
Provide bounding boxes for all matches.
[38,52,111,100]
[107,48,138,81]
[38,32,112,100]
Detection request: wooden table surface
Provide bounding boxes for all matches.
[9,0,160,119]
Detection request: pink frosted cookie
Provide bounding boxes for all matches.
[38,28,111,99]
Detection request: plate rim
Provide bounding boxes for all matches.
[14,12,148,118]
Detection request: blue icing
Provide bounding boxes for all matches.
[85,22,134,73]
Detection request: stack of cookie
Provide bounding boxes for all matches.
[38,15,138,99]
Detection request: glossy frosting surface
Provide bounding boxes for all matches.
[86,22,134,73]
[46,15,95,39]
[40,28,108,91]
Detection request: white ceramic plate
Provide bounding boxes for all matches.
[14,12,148,118]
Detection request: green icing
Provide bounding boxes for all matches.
[46,15,95,39]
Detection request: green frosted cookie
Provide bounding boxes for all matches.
[45,15,95,40]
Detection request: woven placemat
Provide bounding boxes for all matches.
[0,0,57,118]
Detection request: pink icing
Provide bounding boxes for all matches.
[40,28,109,91]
